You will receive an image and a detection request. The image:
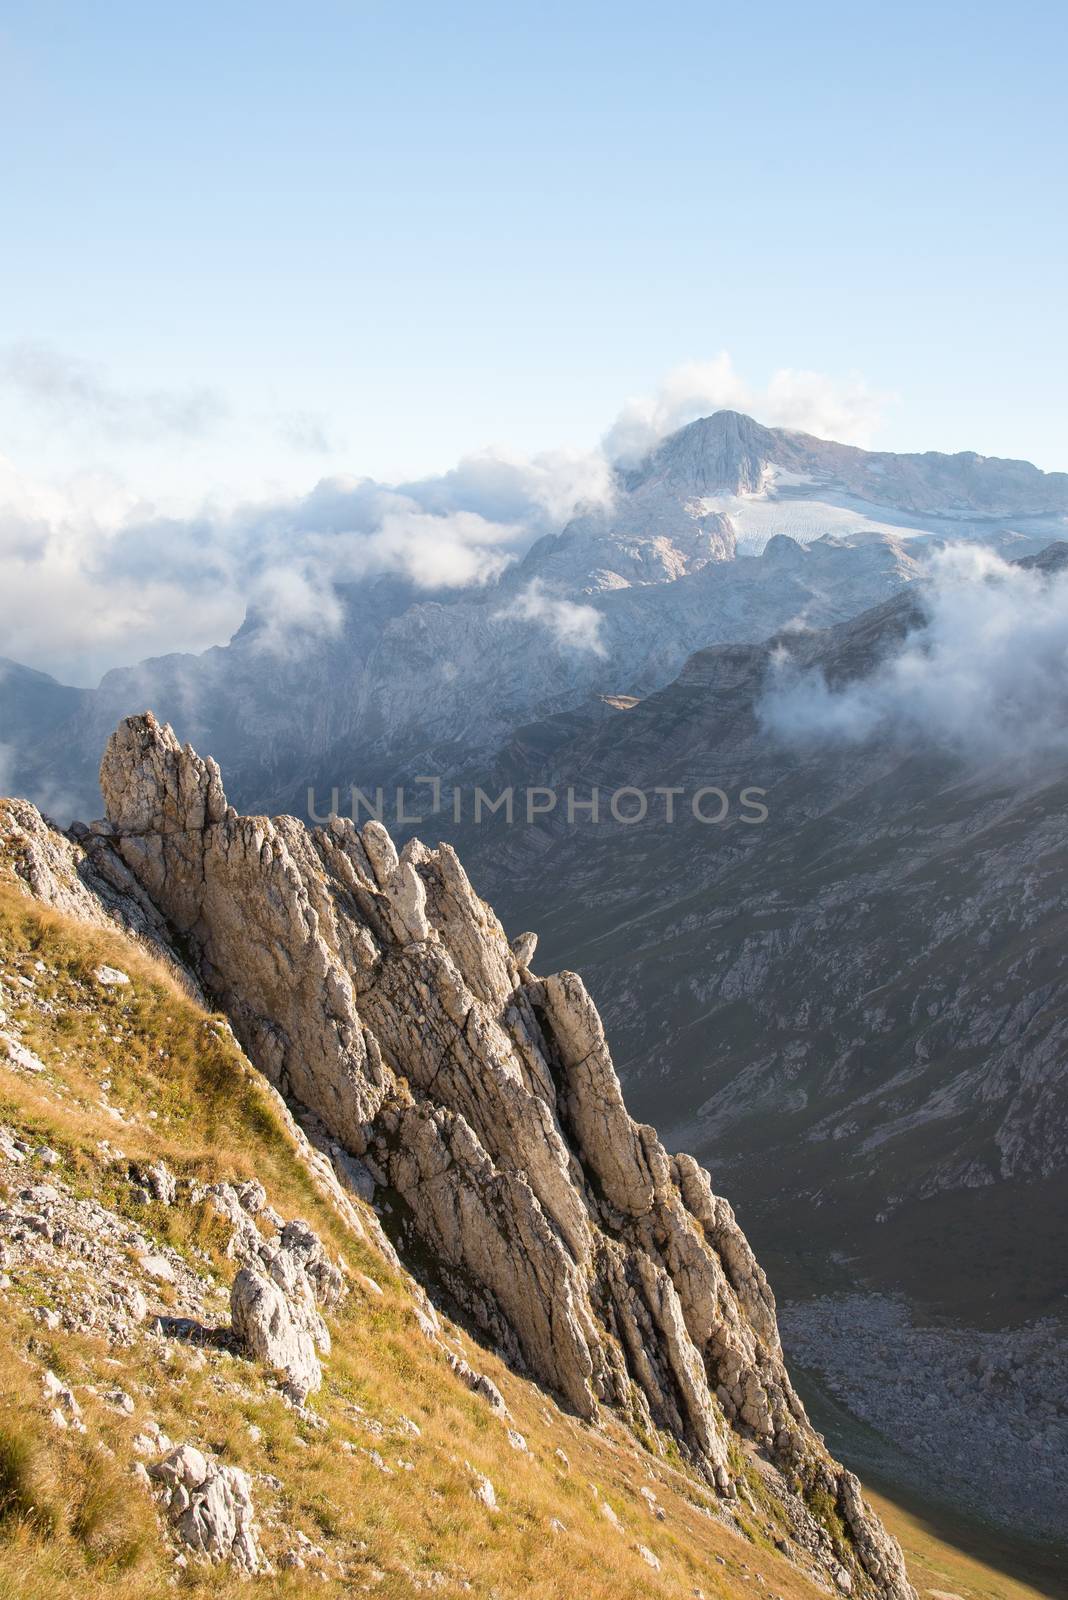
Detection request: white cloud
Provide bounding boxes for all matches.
[246,564,345,656]
[0,461,538,681]
[403,444,614,529]
[349,507,518,589]
[0,410,616,678]
[604,354,893,465]
[761,367,889,447]
[0,341,226,440]
[496,580,607,657]
[0,352,892,683]
[0,453,244,683]
[759,545,1068,766]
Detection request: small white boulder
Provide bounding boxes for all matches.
[94,965,131,987]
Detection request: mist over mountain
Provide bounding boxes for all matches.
[760,542,1068,763]
[442,542,1068,1542]
[7,410,1068,826]
[5,407,1068,1581]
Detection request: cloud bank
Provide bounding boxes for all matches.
[760,546,1068,766]
[0,352,890,684]
[603,354,892,466]
[0,451,601,682]
[495,580,607,657]
[0,341,226,441]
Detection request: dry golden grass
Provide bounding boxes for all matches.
[0,883,1055,1600]
[867,1490,1065,1600]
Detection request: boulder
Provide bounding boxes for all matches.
[149,1445,265,1573]
[230,1219,340,1402]
[230,1264,324,1403]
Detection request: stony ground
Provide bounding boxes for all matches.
[0,875,870,1600]
[779,1297,1068,1541]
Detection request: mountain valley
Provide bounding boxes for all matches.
[3,412,1068,1593]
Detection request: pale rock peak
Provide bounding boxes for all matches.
[41,709,915,1600]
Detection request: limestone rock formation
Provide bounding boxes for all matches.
[229,1214,344,1403]
[148,1444,265,1573]
[17,712,913,1600]
[230,1259,327,1404]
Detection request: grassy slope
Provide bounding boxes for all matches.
[0,883,821,1600]
[0,882,1055,1600]
[868,1491,1062,1600]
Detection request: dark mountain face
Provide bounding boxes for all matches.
[432,546,1068,1535]
[0,659,88,814]
[437,550,1068,1318]
[0,658,86,740]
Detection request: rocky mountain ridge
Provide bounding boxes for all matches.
[9,411,1068,826]
[0,711,913,1600]
[626,411,1068,516]
[440,546,1068,1541]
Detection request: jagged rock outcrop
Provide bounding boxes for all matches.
[0,796,201,998]
[148,1445,265,1573]
[230,1217,344,1403]
[12,712,913,1600]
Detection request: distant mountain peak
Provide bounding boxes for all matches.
[623,409,781,497]
[622,408,1068,518]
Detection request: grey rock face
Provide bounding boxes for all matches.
[229,1217,341,1402]
[149,1444,265,1572]
[81,710,912,1600]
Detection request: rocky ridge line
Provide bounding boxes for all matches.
[13,712,912,1600]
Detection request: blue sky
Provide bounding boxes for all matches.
[1,0,1067,686]
[2,0,1066,507]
